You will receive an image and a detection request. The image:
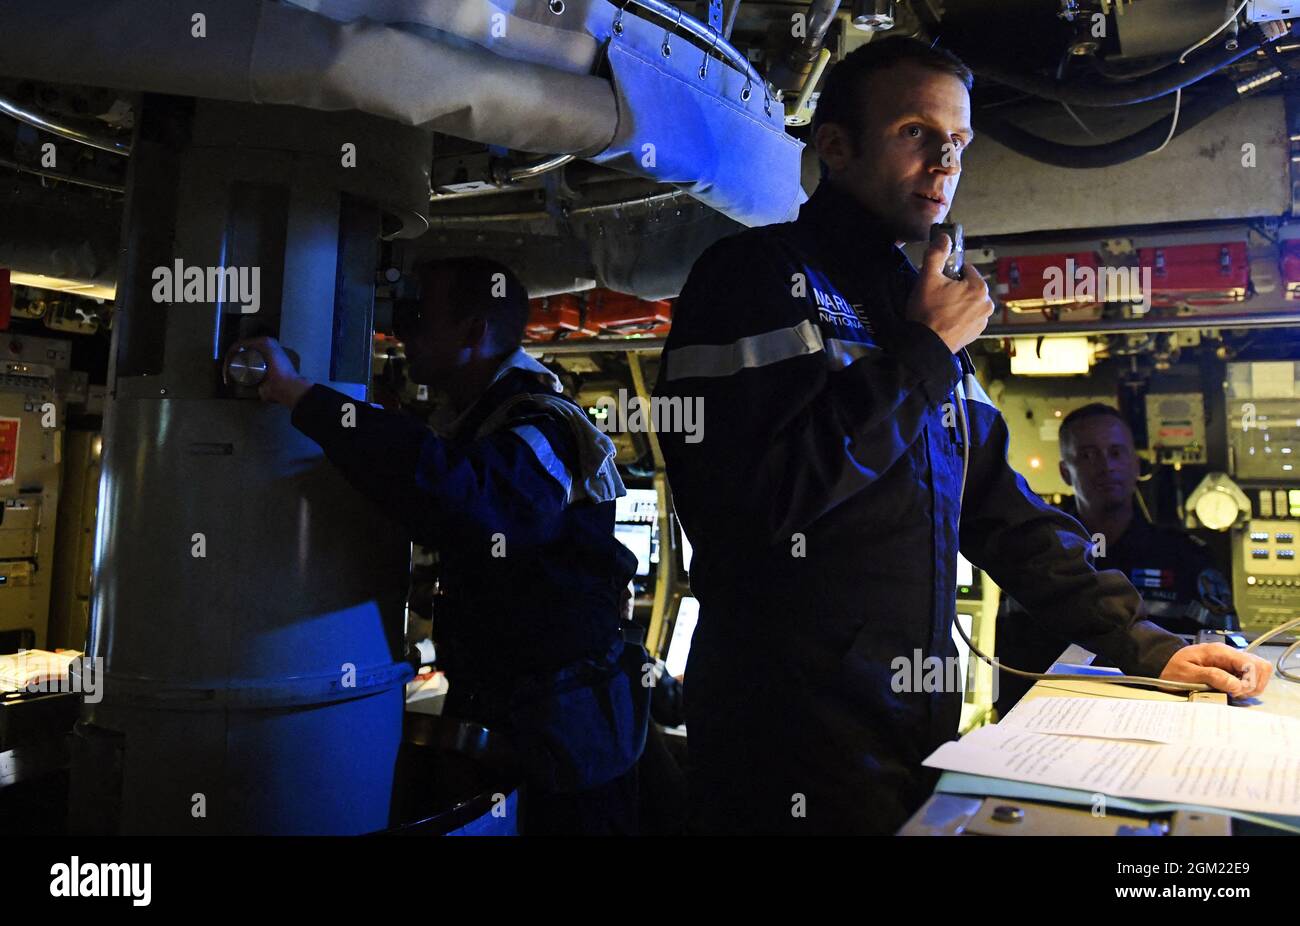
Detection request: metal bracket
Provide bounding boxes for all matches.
[707,0,723,31]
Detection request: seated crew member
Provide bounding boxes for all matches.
[651,38,1273,836]
[995,403,1237,715]
[231,257,647,836]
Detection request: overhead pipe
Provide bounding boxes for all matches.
[0,1,797,227]
[767,0,842,94]
[503,153,575,182]
[0,155,125,192]
[0,94,131,156]
[428,188,692,225]
[970,24,1267,108]
[0,0,619,155]
[971,72,1266,169]
[1084,50,1185,82]
[723,0,742,38]
[430,154,576,202]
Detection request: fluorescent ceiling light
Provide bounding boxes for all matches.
[1010,336,1093,376]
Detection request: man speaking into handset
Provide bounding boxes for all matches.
[652,38,1271,835]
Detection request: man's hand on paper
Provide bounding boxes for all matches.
[1160,643,1273,698]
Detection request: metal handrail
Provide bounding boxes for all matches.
[0,95,130,156]
[0,155,125,192]
[504,153,575,182]
[607,0,770,96]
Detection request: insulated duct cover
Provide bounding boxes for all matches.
[0,0,804,228]
[281,0,604,74]
[586,18,806,227]
[284,0,806,226]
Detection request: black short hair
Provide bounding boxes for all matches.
[416,256,529,352]
[1059,403,1132,451]
[813,37,974,146]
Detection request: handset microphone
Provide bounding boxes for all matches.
[931,222,964,280]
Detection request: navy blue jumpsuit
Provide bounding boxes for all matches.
[653,182,1186,834]
[291,355,643,834]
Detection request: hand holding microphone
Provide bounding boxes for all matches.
[905,222,994,354]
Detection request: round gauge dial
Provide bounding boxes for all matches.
[1195,489,1241,531]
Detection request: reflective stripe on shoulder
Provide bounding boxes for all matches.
[510,424,573,502]
[663,319,824,381]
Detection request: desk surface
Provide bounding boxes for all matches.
[898,643,1300,834]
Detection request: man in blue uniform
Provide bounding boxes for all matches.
[652,38,1272,834]
[236,257,647,835]
[996,403,1237,715]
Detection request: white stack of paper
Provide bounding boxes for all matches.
[924,697,1300,817]
[0,649,81,693]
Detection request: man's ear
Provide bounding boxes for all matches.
[813,122,855,175]
[1059,459,1073,487]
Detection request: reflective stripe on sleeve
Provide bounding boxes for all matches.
[663,318,889,381]
[663,319,825,380]
[511,424,573,502]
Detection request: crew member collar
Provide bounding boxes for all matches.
[432,348,563,437]
[797,180,910,271]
